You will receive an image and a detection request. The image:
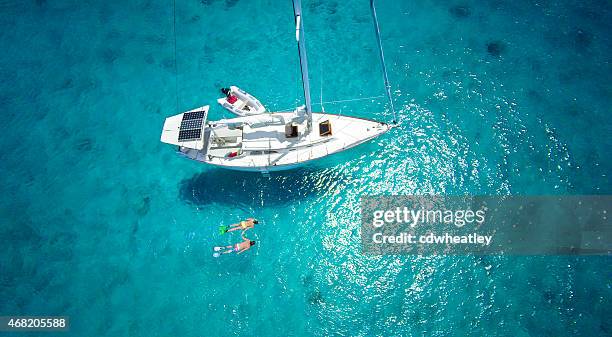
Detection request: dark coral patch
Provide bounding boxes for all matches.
[161,58,175,70]
[449,5,471,18]
[308,0,323,11]
[101,48,124,64]
[144,54,155,65]
[75,138,93,152]
[486,41,505,57]
[526,89,542,102]
[60,78,74,90]
[137,196,151,216]
[307,289,324,305]
[225,0,239,8]
[326,2,338,15]
[573,28,592,51]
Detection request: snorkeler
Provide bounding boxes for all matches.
[219,218,259,234]
[213,236,256,257]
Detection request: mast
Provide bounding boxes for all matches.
[292,0,313,131]
[370,0,397,124]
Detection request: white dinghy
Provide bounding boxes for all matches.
[161,0,396,172]
[217,86,266,117]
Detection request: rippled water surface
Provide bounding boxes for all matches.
[0,0,610,336]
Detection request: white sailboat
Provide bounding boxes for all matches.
[160,0,394,172]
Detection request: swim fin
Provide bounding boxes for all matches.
[218,225,229,235]
[213,253,220,258]
[213,246,223,252]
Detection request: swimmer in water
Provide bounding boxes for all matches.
[213,233,256,257]
[220,218,258,234]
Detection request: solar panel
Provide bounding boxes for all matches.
[180,118,203,130]
[183,110,206,121]
[177,109,206,142]
[178,128,202,141]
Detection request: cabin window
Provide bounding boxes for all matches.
[285,123,298,138]
[319,120,332,136]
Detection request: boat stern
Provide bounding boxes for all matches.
[160,105,210,151]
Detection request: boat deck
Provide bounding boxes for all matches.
[200,112,389,171]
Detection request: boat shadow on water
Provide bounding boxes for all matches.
[179,165,347,207]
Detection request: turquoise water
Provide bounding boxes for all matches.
[0,0,611,335]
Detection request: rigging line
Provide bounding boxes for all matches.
[317,95,385,105]
[172,0,179,113]
[319,60,325,113]
[294,45,299,111]
[370,0,397,124]
[274,95,386,112]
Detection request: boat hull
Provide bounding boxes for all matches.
[203,160,306,172]
[177,112,391,171]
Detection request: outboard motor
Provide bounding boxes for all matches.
[220,87,231,97]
